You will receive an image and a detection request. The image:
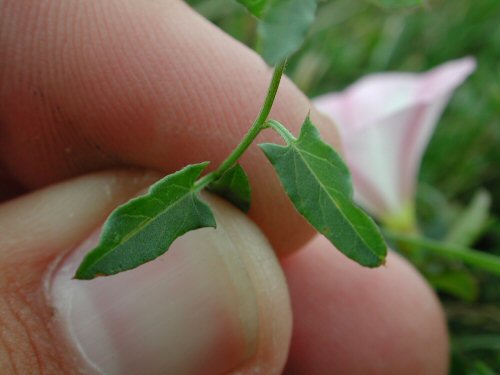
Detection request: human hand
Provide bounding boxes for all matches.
[0,0,448,373]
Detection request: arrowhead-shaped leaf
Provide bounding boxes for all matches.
[257,0,317,65]
[75,162,216,279]
[260,118,387,267]
[207,164,251,212]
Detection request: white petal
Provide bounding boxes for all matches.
[314,57,476,219]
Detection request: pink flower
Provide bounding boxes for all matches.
[314,57,476,230]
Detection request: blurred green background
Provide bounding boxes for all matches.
[188,0,500,373]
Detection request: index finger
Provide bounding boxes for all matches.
[0,0,340,254]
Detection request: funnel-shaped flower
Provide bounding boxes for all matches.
[314,57,476,230]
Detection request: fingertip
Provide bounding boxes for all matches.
[282,236,449,375]
[0,172,292,374]
[48,194,292,375]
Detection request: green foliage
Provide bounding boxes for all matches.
[232,0,318,65]
[207,163,251,212]
[446,190,492,247]
[473,360,497,375]
[452,335,500,374]
[386,232,500,276]
[75,163,216,279]
[369,0,425,9]
[260,117,387,267]
[427,270,478,302]
[257,0,318,65]
[235,0,267,17]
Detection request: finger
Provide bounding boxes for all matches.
[0,170,25,201]
[0,0,340,254]
[0,171,292,375]
[281,236,449,375]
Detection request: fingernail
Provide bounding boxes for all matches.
[48,206,260,375]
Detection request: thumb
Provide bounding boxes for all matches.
[0,170,292,375]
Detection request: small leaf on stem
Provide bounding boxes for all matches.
[260,117,387,267]
[75,162,216,280]
[207,164,251,212]
[234,0,318,66]
[257,0,317,65]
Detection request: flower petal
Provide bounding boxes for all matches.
[314,57,476,219]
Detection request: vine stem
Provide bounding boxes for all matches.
[195,59,287,190]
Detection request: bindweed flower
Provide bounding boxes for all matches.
[314,57,476,232]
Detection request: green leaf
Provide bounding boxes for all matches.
[75,163,216,279]
[207,164,251,212]
[257,0,317,65]
[234,0,318,64]
[235,0,268,17]
[445,189,491,247]
[454,335,500,352]
[260,117,387,267]
[427,270,478,302]
[369,0,425,9]
[472,361,497,375]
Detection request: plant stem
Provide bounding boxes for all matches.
[195,59,287,189]
[385,231,500,276]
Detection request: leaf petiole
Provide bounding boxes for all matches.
[195,59,287,190]
[264,119,296,144]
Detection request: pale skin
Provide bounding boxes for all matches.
[0,0,448,374]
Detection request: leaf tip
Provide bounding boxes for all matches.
[74,257,112,279]
[73,268,94,280]
[298,115,319,139]
[198,160,210,169]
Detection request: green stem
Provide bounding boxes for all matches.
[195,59,287,190]
[385,231,500,276]
[265,119,296,144]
